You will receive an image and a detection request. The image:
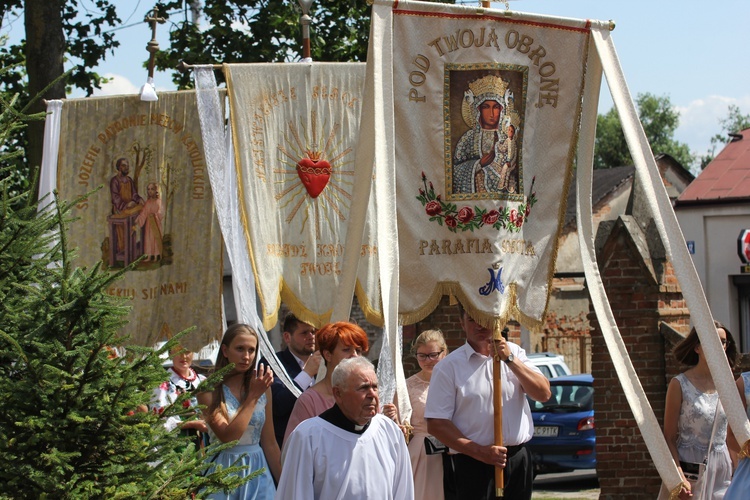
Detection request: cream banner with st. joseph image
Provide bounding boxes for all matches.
[55,92,224,351]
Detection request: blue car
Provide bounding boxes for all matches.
[527,373,596,475]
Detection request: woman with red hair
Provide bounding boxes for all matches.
[283,321,369,442]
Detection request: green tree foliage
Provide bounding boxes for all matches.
[154,0,454,88]
[594,92,694,170]
[0,0,121,201]
[699,104,750,169]
[0,92,251,499]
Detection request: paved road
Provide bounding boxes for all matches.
[532,469,600,499]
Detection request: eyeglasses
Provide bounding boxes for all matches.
[416,351,444,361]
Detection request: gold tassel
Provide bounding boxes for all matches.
[739,439,750,460]
[668,482,689,500]
[402,420,414,444]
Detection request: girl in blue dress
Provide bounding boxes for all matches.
[198,324,281,499]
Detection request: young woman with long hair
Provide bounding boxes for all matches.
[659,321,737,500]
[198,324,281,499]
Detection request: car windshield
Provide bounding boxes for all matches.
[528,383,593,412]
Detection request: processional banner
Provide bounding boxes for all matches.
[378,1,591,327]
[225,63,382,330]
[55,92,224,351]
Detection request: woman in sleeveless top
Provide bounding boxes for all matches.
[659,321,737,500]
[198,324,281,499]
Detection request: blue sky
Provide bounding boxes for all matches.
[4,0,749,169]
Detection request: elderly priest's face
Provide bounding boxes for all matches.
[336,366,380,426]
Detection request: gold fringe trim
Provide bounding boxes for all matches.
[278,282,331,330]
[740,439,750,460]
[397,281,548,333]
[355,280,385,328]
[254,277,386,331]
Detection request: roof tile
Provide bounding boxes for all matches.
[678,129,750,203]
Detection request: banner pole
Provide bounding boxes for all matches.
[297,1,314,60]
[493,323,504,498]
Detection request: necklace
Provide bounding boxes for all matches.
[171,366,197,382]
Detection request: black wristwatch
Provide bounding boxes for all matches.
[504,353,515,364]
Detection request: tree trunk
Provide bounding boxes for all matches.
[25,0,65,199]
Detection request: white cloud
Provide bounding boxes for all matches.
[674,95,750,159]
[92,74,140,96]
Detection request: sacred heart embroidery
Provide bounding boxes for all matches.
[296,152,331,198]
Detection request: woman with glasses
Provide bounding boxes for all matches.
[407,329,449,500]
[658,321,737,500]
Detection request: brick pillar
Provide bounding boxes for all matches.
[591,217,689,499]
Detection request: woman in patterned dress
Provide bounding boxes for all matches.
[198,324,281,499]
[150,346,207,448]
[659,321,737,500]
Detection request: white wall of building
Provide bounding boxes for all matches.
[676,204,750,345]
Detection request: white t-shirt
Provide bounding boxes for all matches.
[424,341,539,448]
[276,413,414,500]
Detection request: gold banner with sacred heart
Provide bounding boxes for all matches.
[225,63,382,330]
[384,3,590,328]
[55,92,224,351]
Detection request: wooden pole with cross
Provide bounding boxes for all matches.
[145,8,166,82]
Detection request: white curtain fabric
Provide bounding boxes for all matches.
[193,66,299,395]
[39,100,63,209]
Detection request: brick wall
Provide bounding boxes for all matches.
[591,217,690,499]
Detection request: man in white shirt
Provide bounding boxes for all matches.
[276,357,414,500]
[425,303,551,499]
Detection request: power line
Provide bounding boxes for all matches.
[120,0,143,25]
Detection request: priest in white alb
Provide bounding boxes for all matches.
[275,357,414,500]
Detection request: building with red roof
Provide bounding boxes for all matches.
[675,128,750,350]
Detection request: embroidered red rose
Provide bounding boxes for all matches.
[525,205,531,217]
[445,215,457,228]
[482,210,500,225]
[515,213,524,227]
[425,200,442,216]
[510,209,517,223]
[457,206,474,223]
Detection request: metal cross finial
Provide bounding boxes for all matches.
[145,7,167,79]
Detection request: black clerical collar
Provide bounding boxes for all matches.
[320,404,371,434]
